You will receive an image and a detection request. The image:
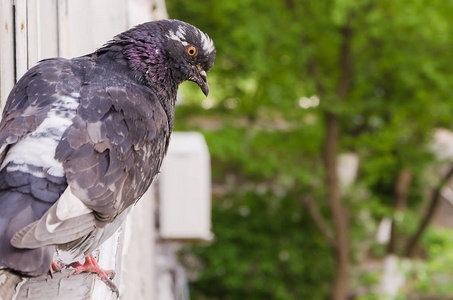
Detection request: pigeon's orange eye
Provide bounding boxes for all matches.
[187,46,197,56]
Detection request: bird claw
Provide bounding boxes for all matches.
[68,254,119,297]
[105,269,116,280]
[100,274,119,297]
[49,260,65,278]
[51,260,65,272]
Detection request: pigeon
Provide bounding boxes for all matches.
[0,19,215,294]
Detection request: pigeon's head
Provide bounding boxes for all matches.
[160,20,216,96]
[106,20,216,97]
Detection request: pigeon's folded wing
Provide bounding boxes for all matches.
[59,83,170,219]
[11,83,169,250]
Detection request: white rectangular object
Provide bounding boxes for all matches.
[159,132,212,241]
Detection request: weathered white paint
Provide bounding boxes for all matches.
[0,0,15,112]
[27,0,40,68]
[91,229,124,300]
[57,0,128,58]
[56,0,70,58]
[14,0,28,80]
[151,0,168,20]
[39,0,58,59]
[128,0,167,26]
[119,186,155,299]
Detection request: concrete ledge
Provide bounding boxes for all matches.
[0,187,155,300]
[0,226,124,300]
[0,270,24,300]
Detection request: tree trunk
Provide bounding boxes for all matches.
[325,21,353,300]
[307,14,354,300]
[387,169,412,254]
[324,112,350,300]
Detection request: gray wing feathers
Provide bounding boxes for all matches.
[11,208,95,249]
[11,82,168,252]
[55,83,169,221]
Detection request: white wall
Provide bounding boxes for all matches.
[0,0,167,112]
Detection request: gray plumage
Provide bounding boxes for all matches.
[0,19,215,276]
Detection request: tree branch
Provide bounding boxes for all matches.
[336,24,353,99]
[404,164,453,257]
[301,195,336,248]
[307,58,325,96]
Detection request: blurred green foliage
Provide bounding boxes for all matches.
[407,228,453,296]
[167,0,453,298]
[181,190,333,299]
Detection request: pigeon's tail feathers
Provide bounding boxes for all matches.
[60,205,132,260]
[9,186,97,266]
[0,191,54,276]
[11,201,96,250]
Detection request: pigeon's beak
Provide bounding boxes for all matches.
[198,70,210,96]
[191,66,210,96]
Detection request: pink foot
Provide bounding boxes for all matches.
[48,259,65,278]
[51,260,64,273]
[69,254,118,296]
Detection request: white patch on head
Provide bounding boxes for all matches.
[166,30,178,41]
[166,30,189,46]
[176,25,186,40]
[199,32,215,54]
[166,23,215,54]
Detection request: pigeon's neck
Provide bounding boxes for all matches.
[124,44,179,131]
[146,66,178,132]
[97,38,178,131]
